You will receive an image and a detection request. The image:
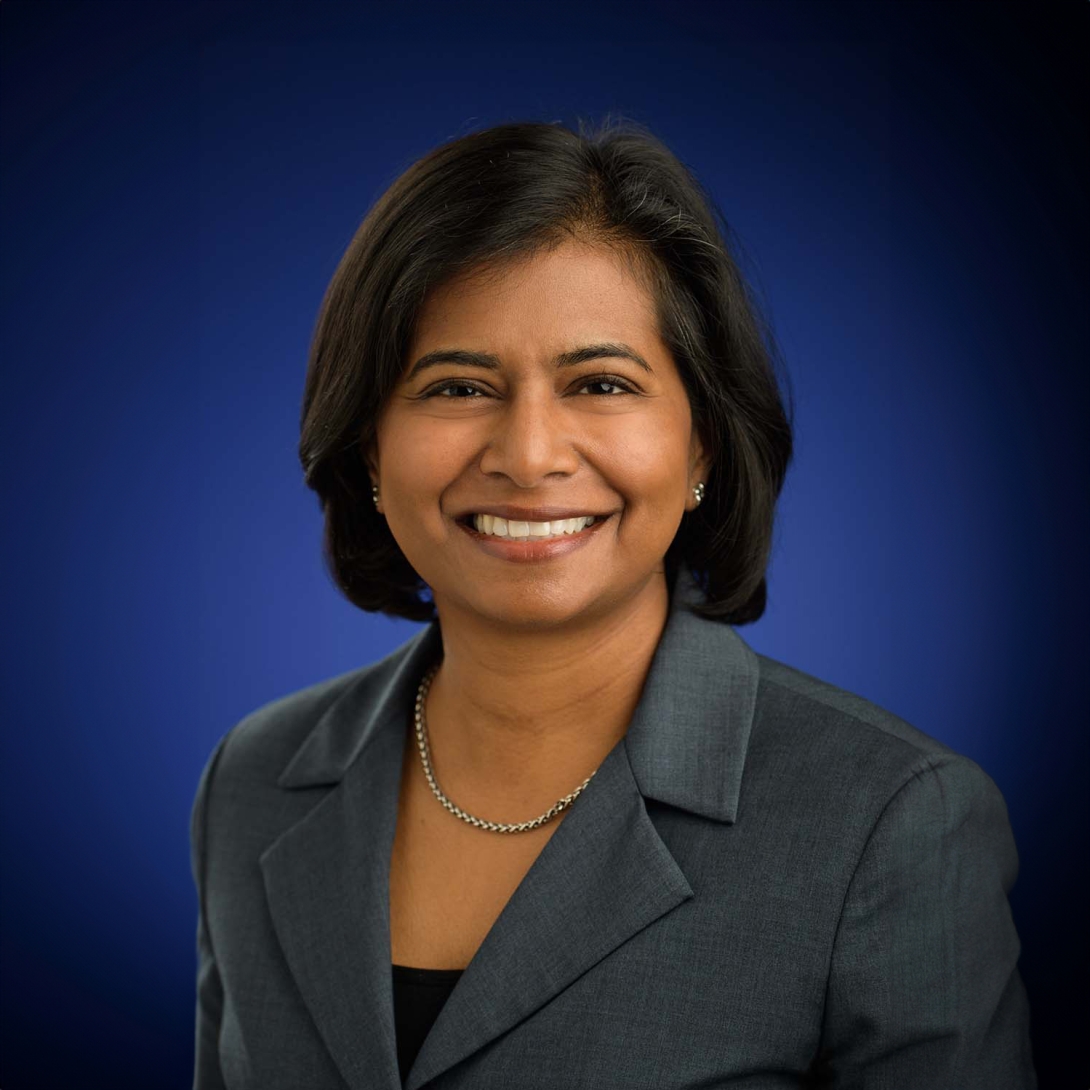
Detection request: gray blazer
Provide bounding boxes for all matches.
[190,567,1036,1089]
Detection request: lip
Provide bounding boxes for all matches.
[452,505,612,522]
[455,512,613,563]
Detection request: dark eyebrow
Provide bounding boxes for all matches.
[405,341,653,382]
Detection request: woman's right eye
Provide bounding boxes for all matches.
[421,381,485,399]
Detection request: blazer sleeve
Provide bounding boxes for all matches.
[819,754,1037,1088]
[190,733,230,1090]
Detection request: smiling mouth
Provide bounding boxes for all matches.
[456,512,613,542]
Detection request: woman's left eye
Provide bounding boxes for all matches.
[581,379,633,396]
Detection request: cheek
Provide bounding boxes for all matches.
[601,420,689,499]
[381,418,462,491]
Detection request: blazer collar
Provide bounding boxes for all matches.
[277,564,759,824]
[262,566,760,1090]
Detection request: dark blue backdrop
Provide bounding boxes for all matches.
[2,1,1085,1086]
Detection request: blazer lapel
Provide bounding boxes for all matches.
[259,624,442,1090]
[404,727,694,1090]
[259,565,760,1090]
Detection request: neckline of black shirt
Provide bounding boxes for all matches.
[392,962,465,985]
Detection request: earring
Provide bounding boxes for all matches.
[692,482,705,506]
[372,483,380,507]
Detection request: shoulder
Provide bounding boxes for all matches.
[753,649,959,768]
[189,631,428,892]
[754,656,1036,1082]
[188,665,357,864]
[213,664,368,781]
[754,651,957,761]
[191,634,416,822]
[744,649,1010,850]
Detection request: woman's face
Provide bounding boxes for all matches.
[368,238,709,630]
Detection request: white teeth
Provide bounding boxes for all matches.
[471,514,597,538]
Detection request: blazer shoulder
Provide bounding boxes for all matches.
[745,651,1014,872]
[204,636,416,785]
[746,650,1006,821]
[754,651,961,765]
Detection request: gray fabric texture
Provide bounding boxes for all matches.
[190,566,1036,1089]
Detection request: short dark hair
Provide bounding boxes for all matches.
[298,116,794,625]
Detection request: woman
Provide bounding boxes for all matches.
[190,118,1036,1089]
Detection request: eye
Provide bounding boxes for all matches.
[424,381,485,399]
[420,375,638,399]
[581,377,635,396]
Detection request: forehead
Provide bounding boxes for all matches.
[409,241,660,352]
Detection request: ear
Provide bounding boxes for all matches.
[362,435,380,485]
[688,429,712,505]
[362,436,383,512]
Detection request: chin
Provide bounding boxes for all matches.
[438,576,606,626]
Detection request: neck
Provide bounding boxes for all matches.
[421,572,672,820]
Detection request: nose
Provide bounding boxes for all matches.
[476,384,582,486]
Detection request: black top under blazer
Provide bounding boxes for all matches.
[190,565,1036,1089]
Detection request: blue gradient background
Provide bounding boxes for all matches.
[2,1,1086,1086]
